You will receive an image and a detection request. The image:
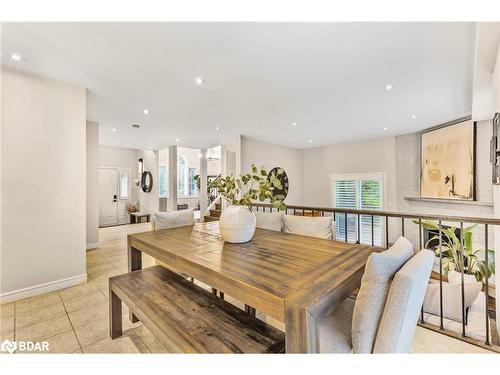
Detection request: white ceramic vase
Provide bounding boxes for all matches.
[218,205,256,243]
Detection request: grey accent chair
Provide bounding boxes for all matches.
[319,248,435,353]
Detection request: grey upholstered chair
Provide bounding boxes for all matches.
[319,247,434,353]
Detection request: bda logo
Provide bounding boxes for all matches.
[0,339,17,354]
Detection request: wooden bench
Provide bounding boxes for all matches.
[109,266,285,353]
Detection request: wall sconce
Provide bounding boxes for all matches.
[490,113,500,184]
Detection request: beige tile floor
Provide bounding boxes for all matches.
[0,223,494,354]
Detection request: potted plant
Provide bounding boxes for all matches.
[211,165,286,243]
[417,220,495,283]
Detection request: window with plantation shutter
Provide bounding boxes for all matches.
[332,174,383,246]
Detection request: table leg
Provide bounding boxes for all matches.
[109,289,123,339]
[245,305,256,317]
[285,304,319,353]
[127,239,142,323]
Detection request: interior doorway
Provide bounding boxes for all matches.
[99,167,130,227]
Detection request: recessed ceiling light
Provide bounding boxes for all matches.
[143,109,149,115]
[10,53,24,62]
[292,122,297,127]
[308,139,313,143]
[215,126,221,130]
[175,138,180,142]
[383,127,388,131]
[195,77,205,85]
[385,84,393,90]
[112,128,117,132]
[411,114,417,119]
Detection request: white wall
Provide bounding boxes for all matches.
[241,137,304,205]
[302,137,398,210]
[1,69,86,301]
[86,121,99,248]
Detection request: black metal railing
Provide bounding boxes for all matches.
[251,202,498,350]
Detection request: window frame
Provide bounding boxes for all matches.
[330,172,387,245]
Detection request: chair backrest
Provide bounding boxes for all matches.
[152,209,195,230]
[254,211,284,231]
[351,236,414,353]
[372,249,434,353]
[283,214,334,239]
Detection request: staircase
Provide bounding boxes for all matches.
[204,203,222,222]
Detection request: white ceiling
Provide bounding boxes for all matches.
[1,22,475,150]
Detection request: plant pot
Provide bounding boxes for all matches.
[218,205,256,243]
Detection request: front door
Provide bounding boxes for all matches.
[99,168,119,227]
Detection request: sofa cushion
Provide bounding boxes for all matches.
[283,215,334,240]
[319,297,355,353]
[351,236,414,353]
[254,211,283,231]
[373,249,434,353]
[153,209,195,230]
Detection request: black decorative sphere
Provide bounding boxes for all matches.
[267,167,289,200]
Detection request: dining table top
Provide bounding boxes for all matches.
[127,221,381,323]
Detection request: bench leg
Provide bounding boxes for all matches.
[109,290,123,339]
[245,305,256,317]
[128,243,142,323]
[211,288,217,295]
[219,292,224,300]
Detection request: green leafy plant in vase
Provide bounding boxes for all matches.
[210,165,287,243]
[417,220,495,283]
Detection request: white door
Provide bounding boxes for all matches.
[99,168,118,227]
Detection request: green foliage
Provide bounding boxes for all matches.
[211,165,287,211]
[414,220,495,282]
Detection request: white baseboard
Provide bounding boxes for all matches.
[86,242,98,250]
[0,273,87,303]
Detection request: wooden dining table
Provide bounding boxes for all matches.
[127,221,381,353]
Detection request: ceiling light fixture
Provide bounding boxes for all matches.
[10,53,24,62]
[411,114,418,119]
[215,126,221,130]
[195,77,205,85]
[175,138,180,142]
[385,84,393,90]
[112,128,117,132]
[292,122,297,127]
[143,109,150,115]
[383,127,388,131]
[308,139,313,143]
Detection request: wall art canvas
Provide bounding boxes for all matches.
[420,120,475,200]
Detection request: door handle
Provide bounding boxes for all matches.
[112,194,117,202]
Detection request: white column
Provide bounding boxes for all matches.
[200,148,208,221]
[167,145,178,211]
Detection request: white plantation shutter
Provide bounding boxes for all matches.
[333,177,382,246]
[359,180,382,246]
[335,180,358,242]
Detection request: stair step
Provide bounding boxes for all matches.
[204,216,220,222]
[215,203,221,210]
[210,209,221,218]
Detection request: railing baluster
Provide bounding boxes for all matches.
[385,216,389,249]
[357,214,360,244]
[401,217,405,237]
[485,224,490,346]
[345,213,348,243]
[439,220,444,330]
[460,222,466,337]
[371,215,374,247]
[419,218,424,323]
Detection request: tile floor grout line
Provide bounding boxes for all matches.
[58,291,84,353]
